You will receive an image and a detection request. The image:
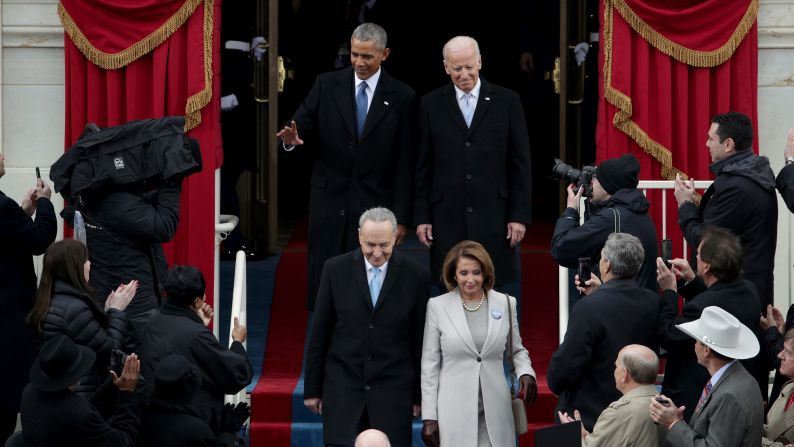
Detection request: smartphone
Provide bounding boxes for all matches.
[655,396,670,407]
[577,257,591,284]
[35,167,41,180]
[661,239,672,264]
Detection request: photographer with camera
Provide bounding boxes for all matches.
[550,154,659,293]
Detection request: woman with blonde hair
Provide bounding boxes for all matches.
[28,239,137,396]
[421,240,537,447]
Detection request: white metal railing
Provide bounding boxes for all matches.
[214,213,240,338]
[558,180,713,343]
[224,249,248,405]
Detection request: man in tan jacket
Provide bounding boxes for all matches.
[764,328,794,446]
[559,344,665,446]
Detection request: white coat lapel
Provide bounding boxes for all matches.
[443,290,478,355]
[479,291,506,356]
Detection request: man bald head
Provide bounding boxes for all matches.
[614,344,658,394]
[355,429,391,447]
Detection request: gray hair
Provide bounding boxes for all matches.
[442,36,481,61]
[619,345,658,385]
[351,23,387,50]
[601,233,644,278]
[359,207,397,231]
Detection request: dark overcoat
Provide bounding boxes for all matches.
[547,278,659,431]
[289,66,417,309]
[414,79,531,285]
[0,193,56,414]
[304,249,430,446]
[138,302,253,432]
[678,150,778,308]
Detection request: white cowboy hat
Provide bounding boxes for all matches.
[676,306,759,360]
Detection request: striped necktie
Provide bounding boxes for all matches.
[695,380,713,413]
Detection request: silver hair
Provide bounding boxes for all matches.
[442,36,481,61]
[619,345,658,385]
[601,233,644,278]
[351,23,388,50]
[358,207,397,231]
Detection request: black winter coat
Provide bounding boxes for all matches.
[551,188,659,292]
[289,67,417,310]
[547,278,659,431]
[658,277,764,421]
[414,79,532,286]
[678,150,778,308]
[37,280,129,396]
[20,378,141,447]
[137,402,237,447]
[83,185,180,316]
[0,193,56,414]
[138,302,253,432]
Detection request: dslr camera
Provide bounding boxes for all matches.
[551,158,597,198]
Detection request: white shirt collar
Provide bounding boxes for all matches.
[454,78,482,101]
[355,68,381,94]
[363,256,388,279]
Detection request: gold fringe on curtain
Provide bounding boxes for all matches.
[612,0,758,68]
[58,0,213,131]
[58,0,202,70]
[183,0,214,131]
[602,0,688,180]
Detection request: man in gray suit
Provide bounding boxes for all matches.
[650,306,764,446]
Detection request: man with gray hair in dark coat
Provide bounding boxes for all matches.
[548,233,659,431]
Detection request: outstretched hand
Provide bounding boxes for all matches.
[275,120,304,146]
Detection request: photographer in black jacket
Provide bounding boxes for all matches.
[551,154,659,293]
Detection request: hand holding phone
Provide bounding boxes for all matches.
[578,258,591,285]
[661,239,672,265]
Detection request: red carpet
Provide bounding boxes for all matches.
[518,222,560,447]
[250,223,309,446]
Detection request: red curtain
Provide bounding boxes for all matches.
[596,0,758,257]
[60,0,222,305]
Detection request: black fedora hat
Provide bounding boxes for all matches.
[30,335,96,392]
[154,354,201,404]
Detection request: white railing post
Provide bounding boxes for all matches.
[215,213,240,339]
[225,250,248,405]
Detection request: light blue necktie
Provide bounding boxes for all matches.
[462,93,474,127]
[356,82,368,139]
[369,267,382,306]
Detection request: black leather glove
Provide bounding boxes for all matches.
[218,402,251,435]
[519,374,538,405]
[422,420,440,447]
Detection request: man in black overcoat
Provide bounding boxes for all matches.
[656,226,765,421]
[547,233,659,431]
[304,207,430,446]
[0,153,56,442]
[414,35,531,287]
[276,23,416,310]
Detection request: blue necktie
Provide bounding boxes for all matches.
[463,93,474,127]
[356,82,368,139]
[369,267,382,306]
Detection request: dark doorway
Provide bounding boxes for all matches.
[270,0,568,229]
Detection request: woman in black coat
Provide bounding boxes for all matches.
[27,239,137,396]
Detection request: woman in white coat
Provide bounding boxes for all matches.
[421,240,537,447]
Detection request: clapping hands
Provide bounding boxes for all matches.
[105,280,138,312]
